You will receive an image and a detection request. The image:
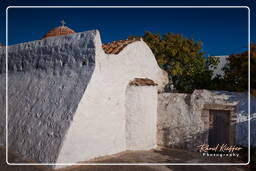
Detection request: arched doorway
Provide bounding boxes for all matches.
[125,78,158,150]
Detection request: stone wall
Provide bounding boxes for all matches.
[157,93,205,149]
[157,90,256,149]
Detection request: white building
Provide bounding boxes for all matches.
[208,55,229,78]
[0,25,168,168]
[0,24,252,168]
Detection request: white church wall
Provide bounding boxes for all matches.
[0,64,5,146]
[0,31,97,163]
[125,85,158,150]
[0,29,168,167]
[0,45,5,146]
[54,32,168,166]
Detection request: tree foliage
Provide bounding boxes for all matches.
[129,31,215,93]
[218,43,256,94]
[129,32,255,94]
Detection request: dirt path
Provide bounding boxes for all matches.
[0,147,251,171]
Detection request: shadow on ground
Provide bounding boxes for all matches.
[0,147,251,171]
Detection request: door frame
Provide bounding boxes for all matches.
[201,104,237,146]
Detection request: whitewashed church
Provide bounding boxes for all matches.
[0,22,254,169]
[0,23,168,168]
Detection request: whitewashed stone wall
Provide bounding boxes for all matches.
[125,85,158,150]
[0,46,5,147]
[55,33,168,166]
[157,90,256,149]
[157,93,198,149]
[0,61,5,147]
[0,29,168,168]
[0,30,97,163]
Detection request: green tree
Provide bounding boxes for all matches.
[130,31,215,93]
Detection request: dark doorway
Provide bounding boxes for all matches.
[208,110,231,147]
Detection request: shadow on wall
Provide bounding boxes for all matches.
[213,91,256,117]
[158,120,254,149]
[157,121,251,164]
[157,90,256,151]
[160,127,208,150]
[213,91,256,147]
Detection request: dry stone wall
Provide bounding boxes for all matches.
[157,90,256,149]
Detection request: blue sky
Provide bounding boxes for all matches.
[0,0,255,57]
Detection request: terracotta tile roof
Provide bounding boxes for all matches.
[129,78,158,86]
[41,26,75,39]
[102,38,140,54]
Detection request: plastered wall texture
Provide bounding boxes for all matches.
[125,85,158,150]
[0,30,168,168]
[0,30,96,163]
[55,32,168,167]
[157,90,256,149]
[0,47,5,147]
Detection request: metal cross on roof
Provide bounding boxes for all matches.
[60,20,66,26]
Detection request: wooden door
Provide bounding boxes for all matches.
[208,110,230,147]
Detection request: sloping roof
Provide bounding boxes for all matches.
[102,39,140,54]
[129,78,158,86]
[41,26,75,39]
